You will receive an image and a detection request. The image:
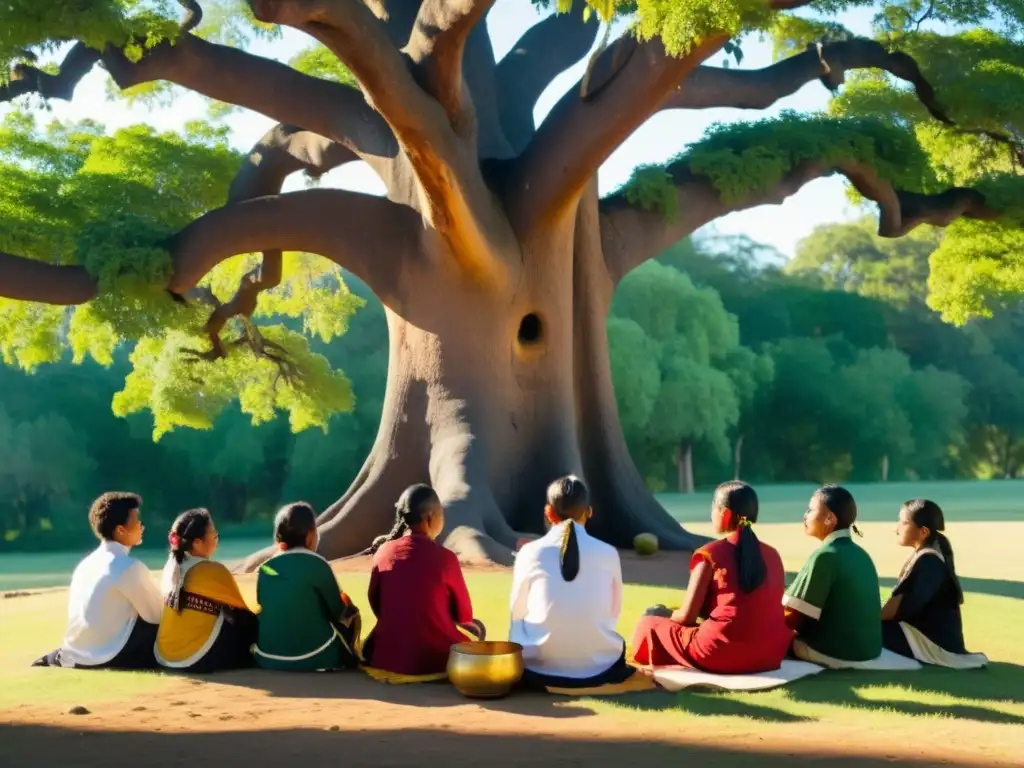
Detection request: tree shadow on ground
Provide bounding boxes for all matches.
[591,689,811,723]
[181,668,593,719]
[610,663,1024,727]
[0,722,1001,767]
[876,575,1024,600]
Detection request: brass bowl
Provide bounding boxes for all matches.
[447,641,524,699]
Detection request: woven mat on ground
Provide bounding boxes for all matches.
[792,640,923,671]
[544,672,658,696]
[360,666,448,684]
[653,659,825,692]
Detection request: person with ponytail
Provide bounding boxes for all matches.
[155,509,258,672]
[509,476,635,689]
[252,502,363,672]
[880,500,987,668]
[362,484,485,676]
[629,481,791,674]
[784,485,883,665]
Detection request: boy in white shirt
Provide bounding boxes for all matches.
[509,476,636,689]
[33,492,163,669]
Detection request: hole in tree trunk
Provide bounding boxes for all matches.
[517,313,543,346]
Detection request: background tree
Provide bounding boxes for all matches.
[2,0,1022,564]
[609,262,743,493]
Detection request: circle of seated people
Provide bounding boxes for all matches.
[32,480,987,696]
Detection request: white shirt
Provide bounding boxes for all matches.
[509,521,625,679]
[61,540,164,667]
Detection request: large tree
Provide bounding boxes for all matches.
[1,0,1020,564]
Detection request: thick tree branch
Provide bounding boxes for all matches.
[103,34,395,160]
[0,252,96,305]
[600,160,997,283]
[0,43,101,104]
[496,0,600,154]
[506,33,728,232]
[249,0,512,286]
[169,189,423,308]
[406,0,495,134]
[190,124,359,361]
[664,39,952,122]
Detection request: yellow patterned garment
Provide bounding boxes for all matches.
[155,559,250,667]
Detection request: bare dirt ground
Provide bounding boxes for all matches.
[3,553,1022,767]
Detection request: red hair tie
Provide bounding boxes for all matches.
[168,532,181,548]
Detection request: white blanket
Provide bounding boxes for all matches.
[653,659,825,692]
[793,640,923,671]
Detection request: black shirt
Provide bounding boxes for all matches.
[892,552,966,654]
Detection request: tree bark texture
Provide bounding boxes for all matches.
[2,0,995,567]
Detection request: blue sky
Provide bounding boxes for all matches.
[4,1,879,257]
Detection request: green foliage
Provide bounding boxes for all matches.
[288,45,357,87]
[684,112,931,205]
[0,113,361,438]
[620,165,678,221]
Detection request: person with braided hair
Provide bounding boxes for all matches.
[362,484,485,676]
[629,481,791,674]
[509,476,636,689]
[155,508,258,673]
[880,499,987,668]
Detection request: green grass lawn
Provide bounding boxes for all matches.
[2,481,1022,762]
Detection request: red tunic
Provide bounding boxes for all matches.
[630,532,792,674]
[366,534,474,675]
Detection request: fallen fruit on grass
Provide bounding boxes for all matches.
[633,533,659,556]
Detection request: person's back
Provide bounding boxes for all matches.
[510,522,624,678]
[369,534,471,674]
[685,535,791,672]
[35,492,163,670]
[790,531,882,661]
[64,541,150,666]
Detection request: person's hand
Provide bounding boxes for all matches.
[459,618,486,640]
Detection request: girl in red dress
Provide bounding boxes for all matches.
[630,481,792,674]
[363,484,485,676]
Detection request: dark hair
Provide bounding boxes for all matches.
[903,498,963,604]
[713,481,765,593]
[546,475,590,582]
[169,508,213,564]
[274,502,317,550]
[816,484,860,536]
[367,484,441,555]
[89,492,142,541]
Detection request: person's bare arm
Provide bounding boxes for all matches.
[881,594,903,621]
[671,560,711,626]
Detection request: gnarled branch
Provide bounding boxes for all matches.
[249,0,512,286]
[496,0,600,154]
[664,39,951,122]
[103,34,395,160]
[190,124,359,361]
[1,43,100,104]
[406,0,496,134]
[600,160,996,283]
[506,33,728,233]
[169,188,423,308]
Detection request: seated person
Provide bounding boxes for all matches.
[155,508,258,673]
[784,485,882,665]
[33,492,163,669]
[630,481,791,674]
[253,502,362,671]
[510,476,635,689]
[882,499,983,665]
[363,484,485,676]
